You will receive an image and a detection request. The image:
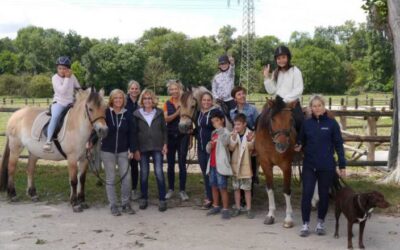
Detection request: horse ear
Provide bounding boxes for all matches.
[98,88,105,98]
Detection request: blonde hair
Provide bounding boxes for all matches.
[139,89,158,108]
[166,80,183,95]
[309,94,326,107]
[108,89,126,108]
[127,80,141,92]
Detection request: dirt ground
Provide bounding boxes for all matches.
[0,201,399,250]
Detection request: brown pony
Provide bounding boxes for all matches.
[0,88,108,212]
[255,95,297,228]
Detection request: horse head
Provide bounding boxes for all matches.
[179,88,197,134]
[76,88,108,138]
[266,96,296,153]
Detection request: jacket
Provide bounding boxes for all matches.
[229,128,255,178]
[212,64,235,102]
[196,107,221,152]
[206,127,232,176]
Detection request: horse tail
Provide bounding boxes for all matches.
[0,137,10,191]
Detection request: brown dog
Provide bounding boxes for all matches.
[334,187,389,249]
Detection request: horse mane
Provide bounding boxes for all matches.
[181,90,193,107]
[74,88,103,107]
[258,95,286,132]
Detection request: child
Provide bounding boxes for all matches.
[212,55,236,113]
[295,94,346,237]
[263,45,304,133]
[44,56,80,151]
[229,113,255,219]
[205,110,233,219]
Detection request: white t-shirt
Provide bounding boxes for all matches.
[139,108,156,126]
[263,66,304,103]
[52,74,81,106]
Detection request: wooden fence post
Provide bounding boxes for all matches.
[340,105,347,131]
[366,107,377,172]
[370,98,374,107]
[390,98,394,110]
[329,97,332,110]
[25,98,28,105]
[355,98,359,110]
[3,98,5,105]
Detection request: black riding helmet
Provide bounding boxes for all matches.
[56,56,71,68]
[218,55,230,65]
[274,46,292,61]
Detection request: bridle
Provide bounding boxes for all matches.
[269,107,295,144]
[85,103,106,126]
[180,97,198,125]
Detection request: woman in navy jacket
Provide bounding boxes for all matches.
[295,94,346,237]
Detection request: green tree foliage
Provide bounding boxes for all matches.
[27,73,53,98]
[0,50,18,74]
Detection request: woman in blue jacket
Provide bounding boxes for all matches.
[295,94,346,237]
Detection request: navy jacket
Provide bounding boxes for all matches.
[196,107,221,152]
[297,112,346,170]
[165,100,180,136]
[101,107,137,154]
[126,96,139,115]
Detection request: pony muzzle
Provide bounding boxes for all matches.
[94,124,108,138]
[178,122,192,134]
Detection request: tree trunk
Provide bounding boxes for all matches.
[385,0,400,183]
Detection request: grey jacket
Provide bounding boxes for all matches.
[206,127,233,176]
[133,108,167,152]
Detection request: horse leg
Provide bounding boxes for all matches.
[311,182,319,209]
[282,164,294,228]
[7,137,23,201]
[77,159,89,209]
[263,163,276,225]
[68,160,82,212]
[26,154,39,202]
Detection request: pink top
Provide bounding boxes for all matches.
[52,74,81,106]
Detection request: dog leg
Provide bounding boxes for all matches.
[334,206,341,238]
[359,221,366,249]
[347,221,353,249]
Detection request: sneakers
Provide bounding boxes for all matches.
[121,204,136,214]
[43,142,52,152]
[221,209,231,220]
[165,190,174,200]
[300,223,310,237]
[201,200,213,210]
[179,191,189,201]
[159,200,167,212]
[139,199,148,210]
[131,190,141,201]
[207,206,221,216]
[110,205,121,216]
[246,209,255,219]
[231,207,240,217]
[315,220,326,235]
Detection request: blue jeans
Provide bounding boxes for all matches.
[197,148,212,201]
[130,159,139,190]
[209,167,228,189]
[301,167,334,223]
[140,151,166,201]
[47,102,67,142]
[167,134,189,191]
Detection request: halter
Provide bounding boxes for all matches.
[85,103,106,126]
[180,98,198,124]
[269,107,295,144]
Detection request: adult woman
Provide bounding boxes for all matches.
[101,89,137,216]
[126,80,141,200]
[133,89,168,212]
[44,56,80,151]
[195,92,221,209]
[163,80,190,201]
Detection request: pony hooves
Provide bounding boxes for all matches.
[80,202,89,209]
[31,196,39,202]
[10,196,18,202]
[283,221,294,228]
[73,205,83,213]
[264,216,275,225]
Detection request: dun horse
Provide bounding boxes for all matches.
[0,88,108,212]
[255,96,297,228]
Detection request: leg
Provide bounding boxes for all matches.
[359,221,366,249]
[262,162,275,224]
[334,204,341,238]
[46,103,66,142]
[130,159,139,190]
[77,159,89,209]
[178,134,189,191]
[198,149,212,202]
[117,152,132,206]
[140,152,150,200]
[101,151,117,207]
[293,101,304,134]
[7,137,23,200]
[245,190,252,210]
[211,186,220,207]
[316,170,335,222]
[26,154,39,201]
[152,151,167,201]
[234,189,241,209]
[301,167,317,224]
[282,163,294,228]
[209,168,220,207]
[347,221,354,249]
[167,135,178,191]
[218,175,229,210]
[67,159,81,212]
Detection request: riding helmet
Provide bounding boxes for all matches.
[218,55,230,65]
[56,56,72,68]
[274,46,292,61]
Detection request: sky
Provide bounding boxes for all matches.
[0,0,367,43]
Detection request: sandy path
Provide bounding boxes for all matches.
[0,201,399,250]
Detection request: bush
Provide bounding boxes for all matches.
[27,74,52,98]
[0,73,25,96]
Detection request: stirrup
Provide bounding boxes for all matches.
[43,142,53,152]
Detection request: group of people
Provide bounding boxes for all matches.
[46,45,346,237]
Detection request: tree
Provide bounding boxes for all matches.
[217,25,237,52]
[0,50,18,74]
[143,56,177,94]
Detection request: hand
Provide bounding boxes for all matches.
[64,69,72,78]
[231,130,238,140]
[162,144,168,155]
[339,169,346,178]
[263,64,271,79]
[134,151,141,161]
[246,131,254,142]
[86,142,93,149]
[229,56,235,65]
[294,144,302,152]
[128,152,134,160]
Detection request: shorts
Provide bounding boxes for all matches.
[232,177,252,191]
[209,167,228,189]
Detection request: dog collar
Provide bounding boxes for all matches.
[357,195,374,222]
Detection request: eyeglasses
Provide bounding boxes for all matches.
[142,97,152,100]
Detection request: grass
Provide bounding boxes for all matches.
[0,162,399,216]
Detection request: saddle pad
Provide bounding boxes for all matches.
[31,111,70,142]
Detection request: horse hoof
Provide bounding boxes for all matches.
[31,196,39,202]
[334,234,339,239]
[283,221,294,228]
[73,205,83,213]
[264,216,275,225]
[80,202,89,209]
[10,196,18,202]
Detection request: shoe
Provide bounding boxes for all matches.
[110,205,121,216]
[165,190,174,200]
[221,209,231,220]
[231,207,240,217]
[206,206,221,216]
[131,190,141,201]
[121,204,136,214]
[159,200,167,212]
[315,220,326,235]
[300,223,310,237]
[246,209,255,219]
[201,200,212,210]
[139,199,148,210]
[43,142,52,152]
[179,191,189,201]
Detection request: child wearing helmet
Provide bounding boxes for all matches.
[263,46,304,132]
[211,55,236,113]
[43,56,81,151]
